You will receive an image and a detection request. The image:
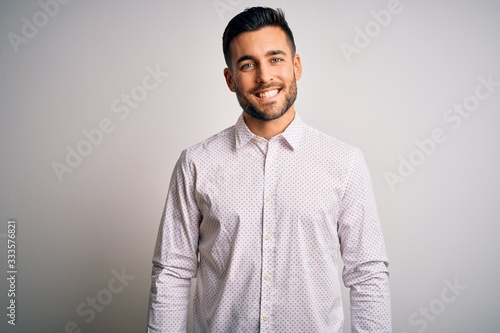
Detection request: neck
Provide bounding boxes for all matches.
[243,108,296,140]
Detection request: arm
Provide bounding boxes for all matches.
[147,150,201,333]
[338,148,392,333]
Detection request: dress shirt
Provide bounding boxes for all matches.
[148,112,391,333]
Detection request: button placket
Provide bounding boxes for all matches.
[260,138,277,332]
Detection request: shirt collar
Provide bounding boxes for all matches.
[234,112,304,150]
[234,114,255,149]
[280,112,304,150]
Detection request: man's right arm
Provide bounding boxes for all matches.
[147,150,201,333]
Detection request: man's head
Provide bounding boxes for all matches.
[222,7,302,122]
[222,7,296,68]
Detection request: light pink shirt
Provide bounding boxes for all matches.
[148,113,391,332]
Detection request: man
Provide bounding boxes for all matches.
[148,7,391,333]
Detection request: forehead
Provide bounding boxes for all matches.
[230,26,291,58]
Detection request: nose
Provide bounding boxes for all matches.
[256,62,273,84]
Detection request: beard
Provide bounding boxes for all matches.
[234,76,298,122]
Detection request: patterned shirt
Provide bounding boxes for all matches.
[148,113,391,332]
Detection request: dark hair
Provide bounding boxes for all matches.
[222,7,296,68]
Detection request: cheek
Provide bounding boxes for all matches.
[281,67,296,81]
[234,73,254,91]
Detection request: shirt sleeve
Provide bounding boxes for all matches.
[147,149,201,333]
[338,148,392,333]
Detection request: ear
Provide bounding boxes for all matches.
[293,54,302,80]
[224,68,236,92]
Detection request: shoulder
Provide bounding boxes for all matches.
[180,125,236,164]
[301,121,361,162]
[299,122,372,192]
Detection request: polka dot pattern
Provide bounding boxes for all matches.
[148,113,391,332]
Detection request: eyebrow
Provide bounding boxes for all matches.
[236,50,288,65]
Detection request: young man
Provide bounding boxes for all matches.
[148,7,391,333]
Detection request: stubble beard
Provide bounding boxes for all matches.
[235,77,298,122]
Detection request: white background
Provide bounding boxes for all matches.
[0,0,499,332]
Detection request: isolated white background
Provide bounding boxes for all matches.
[0,0,499,332]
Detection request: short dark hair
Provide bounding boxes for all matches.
[222,7,296,68]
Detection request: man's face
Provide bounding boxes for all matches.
[224,26,302,122]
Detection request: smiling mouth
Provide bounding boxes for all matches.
[255,88,281,99]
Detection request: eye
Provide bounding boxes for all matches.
[241,63,255,70]
[271,58,283,63]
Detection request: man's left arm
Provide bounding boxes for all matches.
[338,147,392,333]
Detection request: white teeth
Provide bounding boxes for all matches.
[258,89,279,98]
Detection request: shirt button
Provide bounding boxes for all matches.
[264,233,271,241]
[263,315,269,321]
[265,195,272,202]
[263,274,270,281]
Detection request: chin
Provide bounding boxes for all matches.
[245,105,289,122]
